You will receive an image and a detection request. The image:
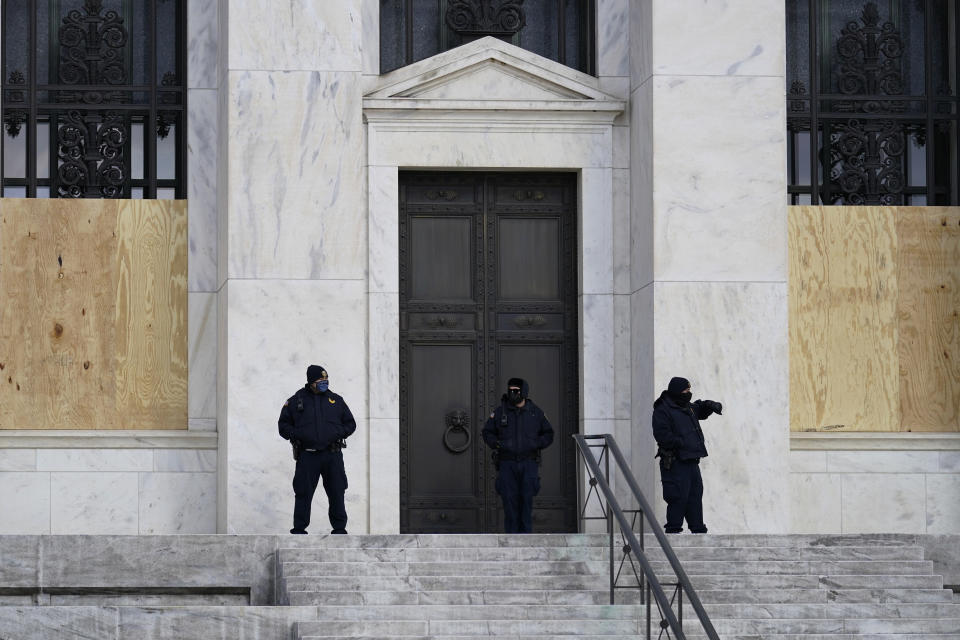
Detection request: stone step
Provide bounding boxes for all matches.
[278,544,926,563]
[295,619,642,636]
[286,589,643,606]
[685,635,960,640]
[299,636,644,640]
[280,558,935,578]
[306,604,642,620]
[695,588,955,604]
[701,617,960,635]
[701,602,960,619]
[281,572,944,593]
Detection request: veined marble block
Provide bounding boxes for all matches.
[0,450,36,471]
[189,292,218,419]
[139,472,217,534]
[0,473,50,534]
[188,0,218,89]
[597,0,630,78]
[841,474,926,533]
[188,89,219,292]
[227,70,365,280]
[926,475,960,534]
[228,0,362,72]
[50,473,139,534]
[790,473,842,534]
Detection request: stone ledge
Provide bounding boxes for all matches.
[791,432,960,451]
[0,430,218,449]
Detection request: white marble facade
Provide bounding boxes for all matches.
[3,1,959,537]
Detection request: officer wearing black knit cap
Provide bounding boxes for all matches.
[278,365,356,534]
[482,377,554,533]
[652,377,722,534]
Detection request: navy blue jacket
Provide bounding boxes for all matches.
[278,387,356,450]
[482,397,554,455]
[651,392,716,461]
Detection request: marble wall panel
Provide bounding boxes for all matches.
[0,473,50,534]
[789,450,827,473]
[613,125,629,170]
[139,472,217,534]
[368,124,613,170]
[343,418,370,534]
[50,473,139,534]
[369,292,400,420]
[0,607,118,640]
[155,450,218,472]
[362,0,379,76]
[37,450,153,472]
[939,452,960,472]
[599,76,630,101]
[190,418,217,431]
[224,279,367,533]
[188,0,218,89]
[581,294,615,421]
[613,294,631,421]
[597,0,630,78]
[0,449,35,471]
[630,286,656,498]
[0,536,38,586]
[790,473,842,533]
[227,70,365,279]
[368,166,400,294]
[368,418,400,533]
[228,1,362,72]
[826,451,941,474]
[841,474,926,534]
[652,75,786,282]
[581,168,614,295]
[630,0,652,91]
[188,90,219,292]
[925,475,960,534]
[653,281,790,533]
[189,292,218,419]
[629,79,653,292]
[650,0,785,77]
[613,169,630,294]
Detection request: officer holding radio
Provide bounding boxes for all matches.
[482,378,554,533]
[278,364,356,535]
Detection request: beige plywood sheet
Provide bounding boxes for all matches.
[789,206,899,432]
[897,207,960,432]
[0,199,187,429]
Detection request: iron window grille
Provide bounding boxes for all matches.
[380,0,597,75]
[787,0,959,205]
[1,0,186,199]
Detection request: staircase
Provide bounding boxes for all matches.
[278,533,960,640]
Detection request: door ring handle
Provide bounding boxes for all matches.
[443,410,471,454]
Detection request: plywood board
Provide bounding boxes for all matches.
[789,206,899,432]
[0,199,187,429]
[897,207,960,432]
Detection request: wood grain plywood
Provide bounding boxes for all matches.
[897,207,960,432]
[789,206,899,432]
[0,199,187,429]
[114,200,188,428]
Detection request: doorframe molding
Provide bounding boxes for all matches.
[363,40,625,533]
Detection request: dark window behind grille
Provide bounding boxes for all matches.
[2,0,186,199]
[787,0,959,205]
[380,0,596,75]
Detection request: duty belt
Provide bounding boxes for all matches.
[497,450,539,462]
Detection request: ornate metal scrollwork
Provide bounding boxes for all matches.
[445,0,526,36]
[442,410,472,454]
[833,118,905,205]
[59,0,128,87]
[57,110,126,198]
[836,3,903,99]
[4,110,26,138]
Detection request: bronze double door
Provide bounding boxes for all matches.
[399,172,579,534]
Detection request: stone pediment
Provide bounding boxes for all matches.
[365,36,620,106]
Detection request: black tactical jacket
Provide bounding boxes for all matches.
[651,392,716,461]
[482,397,554,455]
[278,387,356,451]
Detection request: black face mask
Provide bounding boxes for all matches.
[507,388,522,405]
[678,391,692,404]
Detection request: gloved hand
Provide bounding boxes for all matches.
[707,400,723,415]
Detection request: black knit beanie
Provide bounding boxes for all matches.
[306,365,327,383]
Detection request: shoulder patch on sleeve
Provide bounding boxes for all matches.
[328,397,336,404]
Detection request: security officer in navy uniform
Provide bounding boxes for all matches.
[278,365,356,534]
[652,376,722,534]
[482,378,554,533]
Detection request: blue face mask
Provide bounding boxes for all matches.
[315,380,329,393]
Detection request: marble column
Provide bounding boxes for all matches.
[630,1,790,533]
[218,1,368,533]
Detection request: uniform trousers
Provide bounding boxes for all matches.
[660,458,707,533]
[495,459,540,533]
[292,449,348,534]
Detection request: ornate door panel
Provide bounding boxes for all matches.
[400,172,578,534]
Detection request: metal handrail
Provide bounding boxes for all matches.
[573,433,720,640]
